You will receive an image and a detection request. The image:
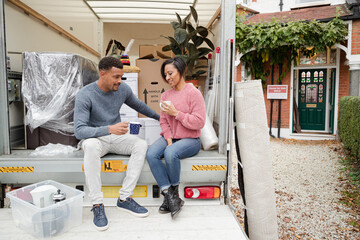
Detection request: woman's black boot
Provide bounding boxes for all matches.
[168,185,184,219]
[159,191,170,214]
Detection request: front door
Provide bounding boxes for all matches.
[298,69,327,130]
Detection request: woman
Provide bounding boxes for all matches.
[146,57,206,219]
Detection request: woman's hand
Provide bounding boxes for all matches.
[161,101,178,117]
[166,138,173,146]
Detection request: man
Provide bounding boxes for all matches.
[74,56,159,231]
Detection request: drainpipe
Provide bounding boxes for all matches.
[279,0,283,12]
[277,63,283,138]
[269,65,276,138]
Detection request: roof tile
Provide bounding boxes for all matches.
[245,4,352,24]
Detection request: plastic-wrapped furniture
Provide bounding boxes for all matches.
[22,52,99,148]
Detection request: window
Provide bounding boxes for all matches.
[241,62,251,81]
[298,47,336,66]
[296,0,324,3]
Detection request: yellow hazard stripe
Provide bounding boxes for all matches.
[82,160,127,172]
[0,167,34,172]
[192,165,227,171]
[102,185,147,198]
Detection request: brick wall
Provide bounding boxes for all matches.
[235,64,241,82]
[352,19,360,55]
[263,62,292,129]
[338,49,350,100]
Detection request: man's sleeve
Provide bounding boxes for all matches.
[74,94,109,140]
[124,88,160,120]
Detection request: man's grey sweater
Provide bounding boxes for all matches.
[74,81,159,140]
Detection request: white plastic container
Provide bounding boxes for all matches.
[139,118,162,145]
[6,180,84,239]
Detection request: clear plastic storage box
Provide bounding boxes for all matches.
[139,118,162,145]
[6,180,84,238]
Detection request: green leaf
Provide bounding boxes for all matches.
[197,26,208,38]
[170,43,181,55]
[203,38,215,50]
[176,13,182,26]
[235,15,348,86]
[162,45,171,52]
[171,21,180,30]
[182,13,191,28]
[190,6,198,24]
[193,36,204,48]
[174,28,187,44]
[187,23,196,35]
[195,70,206,75]
[197,47,212,58]
[195,65,208,69]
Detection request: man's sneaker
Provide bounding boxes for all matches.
[91,204,108,231]
[117,197,149,217]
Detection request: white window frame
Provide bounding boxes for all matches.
[293,0,331,9]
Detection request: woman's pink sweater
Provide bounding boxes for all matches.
[160,83,206,140]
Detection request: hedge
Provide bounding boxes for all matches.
[338,96,360,160]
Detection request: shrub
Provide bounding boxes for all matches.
[338,96,360,160]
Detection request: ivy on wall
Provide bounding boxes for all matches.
[235,13,348,83]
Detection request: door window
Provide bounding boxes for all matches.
[306,84,318,103]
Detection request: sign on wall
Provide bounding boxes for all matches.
[267,85,288,99]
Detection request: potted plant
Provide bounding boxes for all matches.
[162,6,214,86]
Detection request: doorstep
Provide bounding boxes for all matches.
[288,132,336,140]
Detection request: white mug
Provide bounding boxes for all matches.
[160,101,171,110]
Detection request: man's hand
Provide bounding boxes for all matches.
[109,122,129,135]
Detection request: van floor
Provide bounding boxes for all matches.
[0,205,247,240]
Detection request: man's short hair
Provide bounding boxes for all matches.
[98,56,123,71]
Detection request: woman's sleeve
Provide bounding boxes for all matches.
[159,93,173,139]
[175,89,206,130]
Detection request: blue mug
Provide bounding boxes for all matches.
[129,122,141,135]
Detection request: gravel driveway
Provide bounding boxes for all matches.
[230,138,360,239]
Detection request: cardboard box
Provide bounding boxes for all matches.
[139,45,174,59]
[136,58,172,117]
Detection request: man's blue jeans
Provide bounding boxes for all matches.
[146,137,201,191]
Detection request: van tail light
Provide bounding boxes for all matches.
[184,186,221,199]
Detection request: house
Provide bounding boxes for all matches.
[236,0,360,140]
